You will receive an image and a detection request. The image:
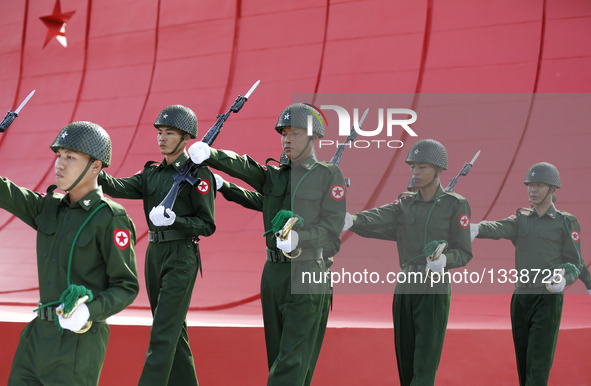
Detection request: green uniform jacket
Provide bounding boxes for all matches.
[477,206,583,286]
[0,178,139,320]
[207,149,345,255]
[98,153,215,239]
[351,184,472,269]
[219,178,341,260]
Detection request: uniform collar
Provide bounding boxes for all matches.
[161,152,189,171]
[293,154,317,170]
[531,204,558,219]
[414,184,445,203]
[63,187,104,211]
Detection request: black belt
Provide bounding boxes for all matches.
[148,230,188,243]
[515,281,546,289]
[37,303,57,322]
[403,264,426,273]
[267,248,290,263]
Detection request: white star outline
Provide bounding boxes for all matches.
[284,112,290,120]
[163,113,168,119]
[61,131,68,139]
[414,149,419,154]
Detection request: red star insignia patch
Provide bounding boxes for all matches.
[458,214,470,229]
[114,229,130,250]
[197,180,210,194]
[330,185,345,201]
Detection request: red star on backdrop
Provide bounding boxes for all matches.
[39,0,75,48]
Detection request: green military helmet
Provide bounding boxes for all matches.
[50,121,112,167]
[154,105,198,139]
[405,139,448,170]
[275,103,325,138]
[524,162,561,188]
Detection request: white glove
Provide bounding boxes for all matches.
[57,303,90,332]
[214,174,225,190]
[470,223,479,241]
[587,289,591,296]
[547,274,566,293]
[342,212,354,232]
[149,205,176,226]
[426,253,447,273]
[276,230,299,253]
[188,142,211,164]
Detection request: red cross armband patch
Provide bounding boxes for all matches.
[571,230,580,242]
[458,214,470,229]
[114,229,131,250]
[330,185,346,201]
[196,180,210,195]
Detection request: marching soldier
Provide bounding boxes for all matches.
[98,105,215,386]
[189,103,346,386]
[471,162,583,385]
[343,139,473,385]
[2,122,139,385]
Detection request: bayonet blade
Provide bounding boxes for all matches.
[14,90,35,114]
[469,150,481,165]
[244,80,260,99]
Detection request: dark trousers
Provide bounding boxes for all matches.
[139,240,199,386]
[261,259,329,386]
[9,318,109,386]
[511,291,563,386]
[392,281,451,386]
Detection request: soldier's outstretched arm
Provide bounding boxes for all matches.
[98,170,143,200]
[0,177,44,229]
[217,176,263,212]
[349,203,399,242]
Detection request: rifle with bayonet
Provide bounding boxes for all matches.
[445,150,481,192]
[0,90,36,132]
[331,108,369,187]
[159,81,260,216]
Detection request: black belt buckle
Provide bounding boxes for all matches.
[37,304,55,322]
[149,231,160,243]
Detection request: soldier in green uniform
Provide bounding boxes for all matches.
[98,105,216,386]
[1,121,139,386]
[189,103,346,386]
[213,165,337,386]
[470,162,583,385]
[343,139,473,386]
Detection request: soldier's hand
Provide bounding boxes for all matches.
[214,174,225,190]
[57,303,90,332]
[587,289,591,296]
[470,223,479,241]
[426,253,447,273]
[547,274,566,293]
[276,230,299,253]
[188,142,211,164]
[149,205,176,226]
[342,212,354,232]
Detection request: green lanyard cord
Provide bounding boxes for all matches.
[401,193,447,268]
[291,164,319,209]
[34,202,107,312]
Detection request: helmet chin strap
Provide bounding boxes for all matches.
[539,186,554,206]
[168,134,187,156]
[65,159,94,192]
[420,168,440,191]
[291,137,314,162]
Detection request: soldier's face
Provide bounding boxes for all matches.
[281,127,315,162]
[409,162,438,188]
[528,183,553,205]
[157,127,186,155]
[54,148,92,191]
